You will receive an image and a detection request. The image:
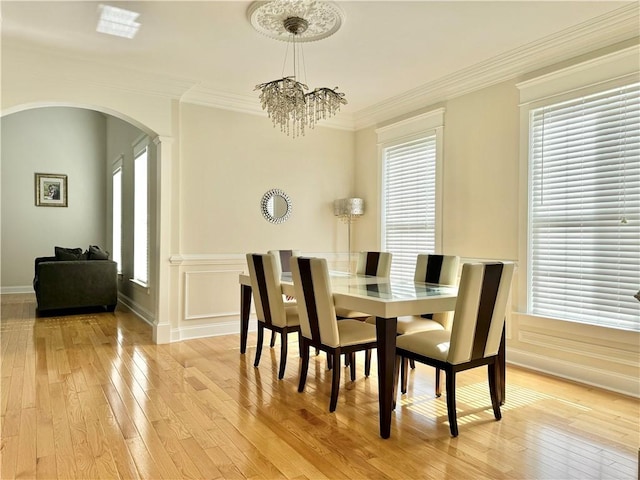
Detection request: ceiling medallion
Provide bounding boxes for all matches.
[248,0,345,42]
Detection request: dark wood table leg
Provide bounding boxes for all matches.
[240,284,252,354]
[376,316,397,439]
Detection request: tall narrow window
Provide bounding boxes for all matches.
[529,82,640,331]
[112,165,122,274]
[133,147,148,285]
[382,135,437,280]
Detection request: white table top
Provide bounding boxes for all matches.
[240,271,458,319]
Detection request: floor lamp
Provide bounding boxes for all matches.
[334,198,364,273]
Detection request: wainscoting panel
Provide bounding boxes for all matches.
[184,269,243,321]
[170,253,342,342]
[508,312,640,397]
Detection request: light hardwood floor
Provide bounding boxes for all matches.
[1,293,638,479]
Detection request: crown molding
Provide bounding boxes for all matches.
[353,4,640,130]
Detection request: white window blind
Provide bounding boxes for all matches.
[112,167,122,274]
[382,136,436,280]
[529,82,640,331]
[133,147,148,285]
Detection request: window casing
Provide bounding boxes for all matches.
[527,82,640,331]
[377,109,444,281]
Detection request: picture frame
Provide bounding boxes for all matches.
[35,173,68,207]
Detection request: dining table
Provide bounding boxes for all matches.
[238,270,505,439]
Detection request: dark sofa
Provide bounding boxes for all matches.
[33,255,118,313]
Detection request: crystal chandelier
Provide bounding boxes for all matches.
[250,1,347,138]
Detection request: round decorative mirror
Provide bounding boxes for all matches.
[261,188,292,224]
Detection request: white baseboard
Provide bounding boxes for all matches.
[508,347,639,398]
[117,293,154,326]
[171,319,256,342]
[1,286,33,294]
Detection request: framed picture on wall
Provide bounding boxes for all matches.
[35,173,68,207]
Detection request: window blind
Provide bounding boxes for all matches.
[112,167,122,274]
[134,148,148,285]
[383,136,436,280]
[529,82,640,331]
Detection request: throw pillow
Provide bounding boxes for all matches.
[88,245,110,260]
[54,246,84,261]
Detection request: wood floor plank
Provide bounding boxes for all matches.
[36,454,57,479]
[48,381,77,479]
[14,407,37,479]
[1,293,637,480]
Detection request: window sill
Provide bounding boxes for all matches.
[129,278,150,293]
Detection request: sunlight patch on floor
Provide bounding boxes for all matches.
[399,382,593,423]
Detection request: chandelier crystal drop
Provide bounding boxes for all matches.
[250,2,347,138]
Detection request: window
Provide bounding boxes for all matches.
[377,109,443,281]
[528,82,640,331]
[382,137,437,279]
[112,164,122,273]
[133,146,148,285]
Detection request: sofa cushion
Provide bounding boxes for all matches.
[55,246,85,261]
[88,245,110,260]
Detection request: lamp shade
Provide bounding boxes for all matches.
[334,198,364,217]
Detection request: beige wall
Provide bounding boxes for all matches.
[442,82,520,260]
[179,104,355,254]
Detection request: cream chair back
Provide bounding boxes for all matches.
[268,249,301,275]
[414,254,460,285]
[246,253,288,328]
[291,257,340,348]
[356,251,392,277]
[413,254,460,329]
[448,262,515,365]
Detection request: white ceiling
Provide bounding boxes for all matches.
[2,1,638,124]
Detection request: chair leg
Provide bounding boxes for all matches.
[393,354,402,410]
[349,352,356,381]
[278,330,288,379]
[269,330,277,348]
[329,351,341,412]
[445,370,458,437]
[435,367,442,397]
[298,340,310,392]
[298,331,303,357]
[364,349,372,377]
[400,356,408,394]
[327,354,333,370]
[254,323,264,368]
[488,362,502,421]
[409,358,416,369]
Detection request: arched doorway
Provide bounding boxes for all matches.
[1,104,168,340]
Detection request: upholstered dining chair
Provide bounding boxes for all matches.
[365,254,460,385]
[246,253,300,379]
[267,249,301,347]
[395,261,515,437]
[335,251,392,320]
[291,256,378,412]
